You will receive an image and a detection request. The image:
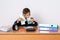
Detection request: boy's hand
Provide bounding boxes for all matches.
[30,17,34,23]
[17,18,22,22]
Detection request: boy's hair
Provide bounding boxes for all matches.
[23,8,30,14]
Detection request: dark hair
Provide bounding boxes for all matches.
[23,8,30,14]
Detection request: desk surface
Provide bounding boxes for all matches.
[0,26,60,35]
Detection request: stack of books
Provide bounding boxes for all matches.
[38,24,58,33]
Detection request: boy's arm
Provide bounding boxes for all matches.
[27,21,38,26]
[27,17,38,26]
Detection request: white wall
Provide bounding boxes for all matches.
[0,0,60,26]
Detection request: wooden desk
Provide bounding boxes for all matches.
[0,26,60,40]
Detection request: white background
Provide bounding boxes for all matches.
[0,0,60,26]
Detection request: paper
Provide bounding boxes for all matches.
[0,26,12,32]
[25,26,33,29]
[21,21,25,25]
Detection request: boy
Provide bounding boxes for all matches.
[12,8,38,30]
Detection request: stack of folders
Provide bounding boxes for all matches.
[38,24,58,33]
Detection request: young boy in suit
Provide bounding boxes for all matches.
[12,8,38,30]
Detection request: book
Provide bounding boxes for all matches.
[39,31,50,33]
[38,24,58,28]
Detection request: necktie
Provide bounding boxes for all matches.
[25,19,28,25]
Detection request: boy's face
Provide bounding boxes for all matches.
[23,12,30,19]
